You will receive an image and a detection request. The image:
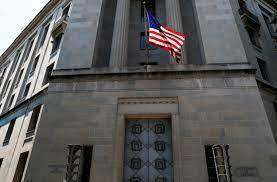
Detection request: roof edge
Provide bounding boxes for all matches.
[0,0,61,63]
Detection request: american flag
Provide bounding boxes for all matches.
[146,10,186,63]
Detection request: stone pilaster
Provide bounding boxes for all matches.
[166,0,188,64]
[109,0,130,67]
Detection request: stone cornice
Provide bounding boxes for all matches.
[50,63,256,82]
[0,0,61,63]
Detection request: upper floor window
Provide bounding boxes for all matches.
[259,5,277,38]
[24,37,35,62]
[141,0,156,22]
[30,55,40,76]
[42,63,54,86]
[26,105,41,137]
[15,69,24,88]
[8,94,15,108]
[1,79,11,99]
[10,50,22,73]
[205,145,232,182]
[257,58,269,81]
[62,3,71,18]
[246,27,262,49]
[39,23,50,47]
[51,33,63,54]
[3,119,16,146]
[12,152,29,182]
[0,158,3,170]
[23,82,31,98]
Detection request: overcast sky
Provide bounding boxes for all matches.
[0,0,50,55]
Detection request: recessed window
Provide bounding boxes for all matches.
[30,55,40,76]
[12,152,29,182]
[205,145,231,182]
[8,94,15,108]
[42,64,54,86]
[24,38,35,62]
[1,67,7,77]
[1,79,11,98]
[273,102,277,112]
[26,105,41,137]
[15,69,24,88]
[3,119,16,145]
[11,50,22,73]
[23,82,31,98]
[0,158,3,169]
[62,4,71,18]
[246,27,262,49]
[257,58,269,81]
[40,24,50,47]
[51,33,63,54]
[259,5,277,37]
[66,145,93,182]
[141,0,156,22]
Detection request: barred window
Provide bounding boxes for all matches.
[205,145,231,182]
[65,145,93,182]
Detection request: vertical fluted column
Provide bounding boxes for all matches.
[109,0,130,67]
[166,0,188,64]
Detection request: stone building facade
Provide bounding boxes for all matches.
[0,0,276,182]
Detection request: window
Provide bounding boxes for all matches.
[11,50,22,73]
[15,69,24,88]
[260,5,277,37]
[51,33,63,54]
[257,58,269,81]
[3,119,16,145]
[42,64,54,86]
[1,67,7,77]
[140,32,156,50]
[205,145,231,182]
[1,80,10,98]
[273,102,277,113]
[124,119,173,182]
[141,0,156,22]
[12,152,29,182]
[23,82,31,98]
[26,105,41,137]
[39,24,50,47]
[30,55,39,76]
[0,158,3,169]
[246,27,262,48]
[8,94,15,108]
[66,145,93,182]
[24,38,35,62]
[62,4,71,18]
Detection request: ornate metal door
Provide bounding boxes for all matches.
[124,119,173,182]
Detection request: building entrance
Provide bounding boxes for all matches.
[124,118,173,182]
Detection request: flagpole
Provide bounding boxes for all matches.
[143,1,149,65]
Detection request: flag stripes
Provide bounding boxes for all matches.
[146,10,186,63]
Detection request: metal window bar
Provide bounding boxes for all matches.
[212,145,231,182]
